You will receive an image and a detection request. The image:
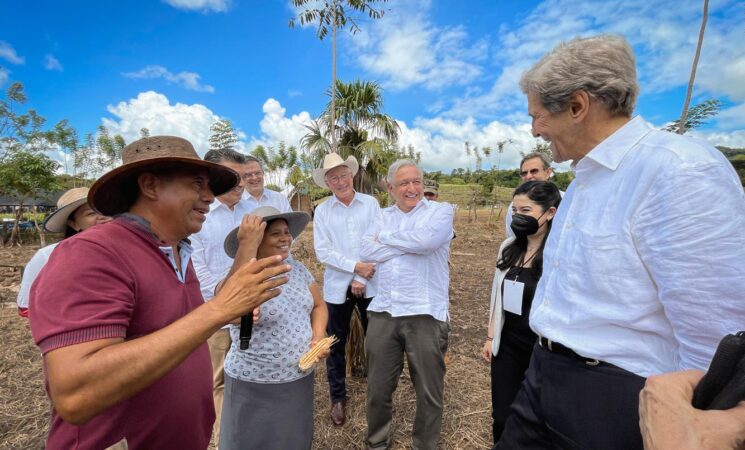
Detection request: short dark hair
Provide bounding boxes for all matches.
[204,148,247,165]
[520,152,551,170]
[245,155,262,168]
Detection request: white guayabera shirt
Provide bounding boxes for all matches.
[530,116,745,377]
[242,189,292,213]
[361,199,455,323]
[313,192,381,304]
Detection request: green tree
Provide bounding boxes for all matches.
[289,0,387,153]
[300,79,400,193]
[72,126,126,183]
[251,142,299,188]
[521,141,553,163]
[209,118,238,151]
[139,127,151,138]
[665,99,721,134]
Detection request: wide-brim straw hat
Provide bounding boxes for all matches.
[43,187,90,233]
[224,206,310,258]
[312,153,359,189]
[88,136,239,216]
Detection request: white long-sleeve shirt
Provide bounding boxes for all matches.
[17,243,58,309]
[360,199,454,322]
[313,192,380,304]
[530,116,745,378]
[242,188,292,213]
[191,199,255,302]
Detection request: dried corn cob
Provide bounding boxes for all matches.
[298,336,339,371]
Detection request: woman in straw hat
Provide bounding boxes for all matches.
[16,187,110,317]
[220,206,329,450]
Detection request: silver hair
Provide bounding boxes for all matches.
[520,34,638,117]
[386,159,422,185]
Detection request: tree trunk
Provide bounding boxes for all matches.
[330,4,337,154]
[9,203,24,246]
[33,203,46,247]
[678,0,709,134]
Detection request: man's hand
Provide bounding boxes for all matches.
[211,255,290,324]
[350,280,366,298]
[354,262,376,280]
[639,370,745,450]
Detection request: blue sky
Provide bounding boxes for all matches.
[1,0,743,174]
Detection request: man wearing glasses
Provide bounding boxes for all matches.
[505,152,560,238]
[242,155,292,213]
[312,153,380,426]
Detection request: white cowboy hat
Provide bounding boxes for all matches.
[311,153,359,189]
[43,187,91,233]
[223,206,311,258]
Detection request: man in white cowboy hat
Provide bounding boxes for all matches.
[189,147,255,445]
[312,152,380,426]
[242,155,293,213]
[16,187,110,318]
[361,159,455,450]
[28,136,291,450]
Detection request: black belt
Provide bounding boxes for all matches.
[537,336,601,366]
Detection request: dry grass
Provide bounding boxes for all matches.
[0,208,503,449]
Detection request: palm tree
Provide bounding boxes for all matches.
[678,0,709,134]
[301,79,400,193]
[289,0,387,153]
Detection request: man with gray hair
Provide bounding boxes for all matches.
[494,35,745,449]
[361,159,454,450]
[505,152,555,238]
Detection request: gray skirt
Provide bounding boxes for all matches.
[219,373,314,450]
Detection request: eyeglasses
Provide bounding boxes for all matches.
[520,168,544,178]
[241,171,264,180]
[396,179,422,189]
[325,172,352,184]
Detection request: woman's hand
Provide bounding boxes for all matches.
[310,336,331,362]
[481,339,493,362]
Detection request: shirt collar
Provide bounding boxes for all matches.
[245,189,267,202]
[394,198,427,215]
[330,191,360,208]
[117,212,192,247]
[579,116,652,171]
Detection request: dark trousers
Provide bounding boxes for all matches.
[494,344,646,450]
[325,289,372,402]
[490,334,534,443]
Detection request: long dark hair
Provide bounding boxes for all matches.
[497,181,561,277]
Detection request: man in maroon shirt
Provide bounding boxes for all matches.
[29,136,289,450]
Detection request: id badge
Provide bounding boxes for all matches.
[503,280,525,315]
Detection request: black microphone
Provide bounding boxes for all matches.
[239,312,253,350]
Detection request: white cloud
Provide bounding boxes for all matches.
[123,65,215,93]
[162,0,230,13]
[43,54,63,71]
[0,67,9,86]
[716,102,745,129]
[0,41,24,65]
[352,1,487,91]
[247,98,313,149]
[287,89,302,98]
[101,91,224,154]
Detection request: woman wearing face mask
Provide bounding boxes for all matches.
[481,180,561,443]
[16,187,111,317]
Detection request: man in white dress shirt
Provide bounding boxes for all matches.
[495,35,745,450]
[242,155,292,213]
[361,159,455,450]
[505,153,554,239]
[190,148,254,444]
[312,153,380,426]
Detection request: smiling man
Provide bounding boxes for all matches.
[360,159,455,450]
[312,153,380,426]
[189,148,254,445]
[493,35,745,450]
[28,136,291,450]
[242,155,292,213]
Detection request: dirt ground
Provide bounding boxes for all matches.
[0,209,505,449]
